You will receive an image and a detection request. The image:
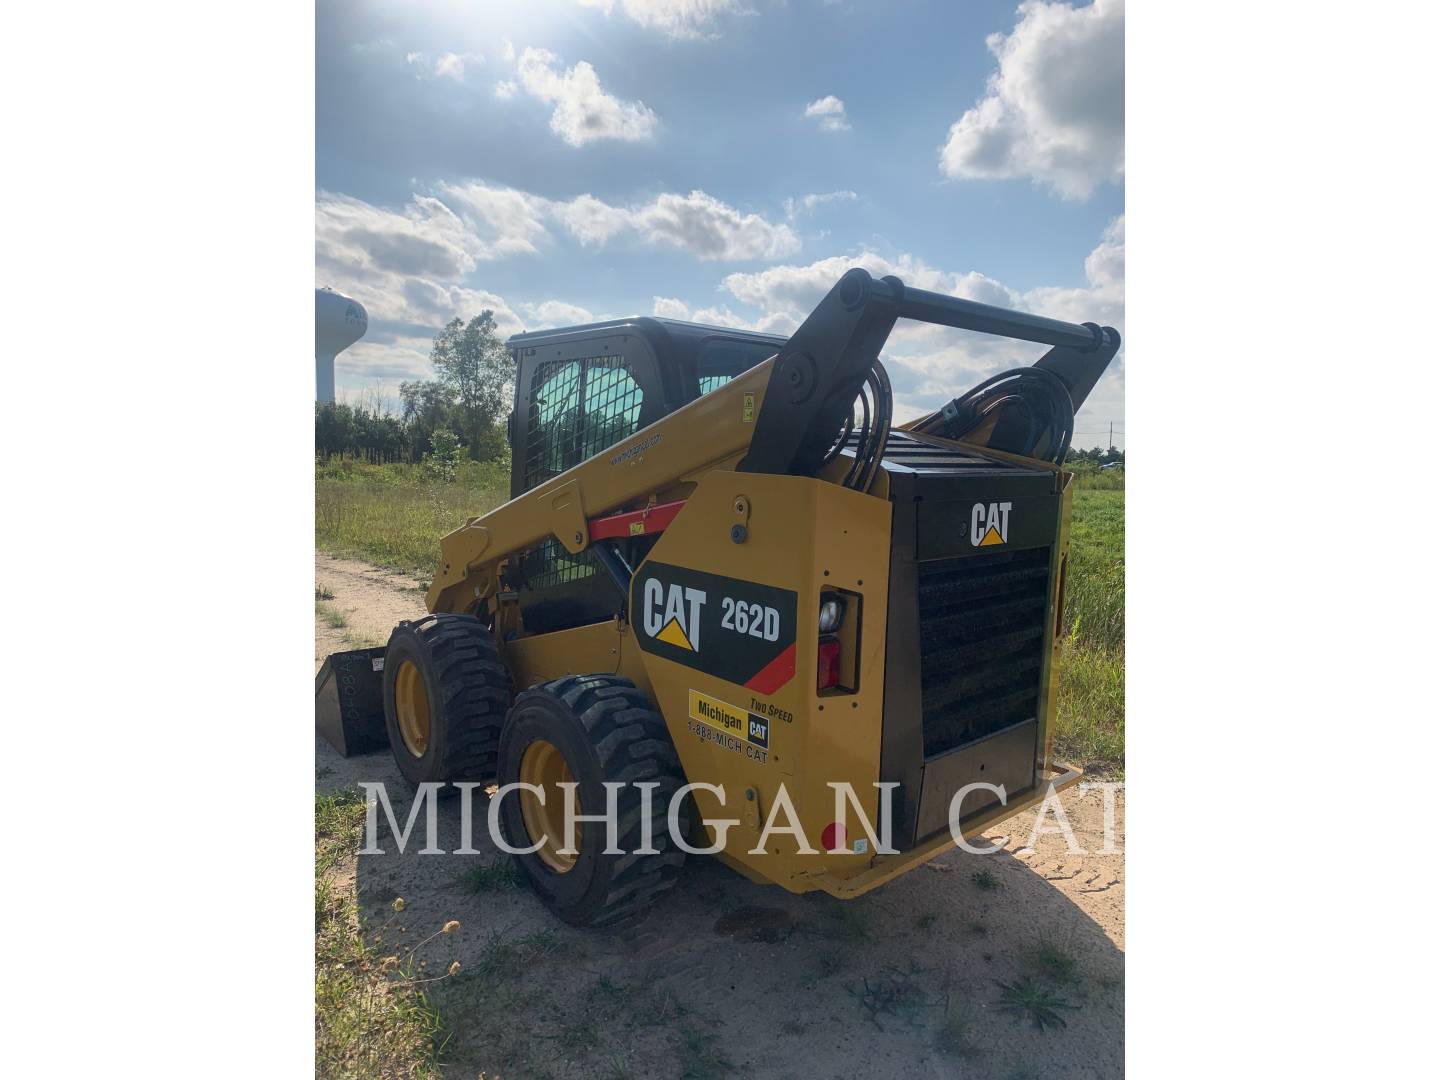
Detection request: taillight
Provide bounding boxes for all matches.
[817,637,842,690]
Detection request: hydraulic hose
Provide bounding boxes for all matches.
[919,366,1076,464]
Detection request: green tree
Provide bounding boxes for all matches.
[422,427,466,483]
[429,311,512,460]
[314,401,351,459]
[397,378,454,459]
[398,378,455,431]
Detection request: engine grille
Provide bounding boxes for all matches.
[916,547,1052,758]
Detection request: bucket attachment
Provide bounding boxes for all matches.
[315,647,388,757]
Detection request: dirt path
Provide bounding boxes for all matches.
[314,554,428,665]
[315,555,1124,1079]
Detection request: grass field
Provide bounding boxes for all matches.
[315,458,508,582]
[315,790,447,1077]
[1055,486,1125,773]
[315,459,1124,772]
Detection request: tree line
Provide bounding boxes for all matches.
[1064,445,1125,466]
[315,311,513,464]
[316,309,1127,473]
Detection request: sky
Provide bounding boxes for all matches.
[317,0,1124,448]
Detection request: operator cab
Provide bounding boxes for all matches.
[506,318,784,499]
[504,318,786,633]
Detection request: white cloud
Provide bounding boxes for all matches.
[518,299,599,327]
[316,179,803,397]
[549,193,631,246]
[940,0,1124,199]
[548,189,799,260]
[783,190,857,220]
[804,95,851,132]
[577,0,744,40]
[515,47,658,146]
[405,50,483,81]
[721,250,1016,320]
[1018,215,1122,339]
[652,296,693,319]
[434,52,470,80]
[315,190,529,337]
[316,191,478,282]
[650,296,795,335]
[435,181,552,258]
[494,80,518,100]
[316,174,805,404]
[614,190,799,260]
[320,181,796,277]
[336,335,434,396]
[1083,213,1123,288]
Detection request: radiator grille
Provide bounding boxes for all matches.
[917,547,1051,758]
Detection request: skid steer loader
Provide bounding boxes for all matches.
[343,268,1118,926]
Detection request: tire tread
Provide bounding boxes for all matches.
[519,674,687,927]
[395,613,509,780]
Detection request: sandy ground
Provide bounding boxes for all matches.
[316,552,1124,1079]
[314,554,428,659]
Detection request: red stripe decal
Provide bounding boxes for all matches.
[744,642,796,695]
[587,499,686,541]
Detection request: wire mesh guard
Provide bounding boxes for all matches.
[523,537,596,590]
[523,355,644,491]
[520,355,644,589]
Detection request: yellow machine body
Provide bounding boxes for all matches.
[423,360,1081,897]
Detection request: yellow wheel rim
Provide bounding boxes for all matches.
[394,659,431,758]
[518,739,579,873]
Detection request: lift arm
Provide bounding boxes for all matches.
[740,269,1119,478]
[425,268,1119,613]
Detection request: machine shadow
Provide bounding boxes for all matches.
[321,735,1123,1079]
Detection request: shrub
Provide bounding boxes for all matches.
[422,429,466,483]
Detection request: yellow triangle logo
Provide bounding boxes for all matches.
[979,526,1005,546]
[656,617,695,651]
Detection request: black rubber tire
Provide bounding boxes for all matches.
[382,614,510,786]
[497,675,687,927]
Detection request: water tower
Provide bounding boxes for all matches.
[315,287,368,402]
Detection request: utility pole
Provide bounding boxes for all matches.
[1108,420,1114,448]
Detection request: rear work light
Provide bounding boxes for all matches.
[817,637,842,690]
[819,597,846,633]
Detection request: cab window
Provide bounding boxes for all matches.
[696,339,777,396]
[522,355,643,492]
[518,354,645,612]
